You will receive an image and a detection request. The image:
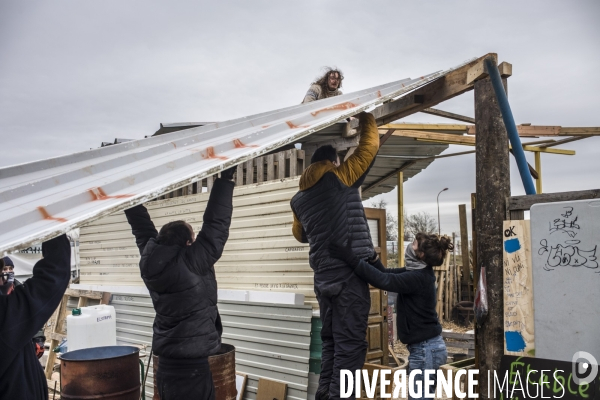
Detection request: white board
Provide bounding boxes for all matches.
[531,199,600,362]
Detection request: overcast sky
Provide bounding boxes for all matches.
[1,1,599,236]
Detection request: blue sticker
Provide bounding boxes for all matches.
[505,331,526,352]
[504,238,521,254]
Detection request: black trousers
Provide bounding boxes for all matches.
[315,271,370,400]
[156,356,215,400]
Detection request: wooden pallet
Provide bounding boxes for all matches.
[43,288,111,380]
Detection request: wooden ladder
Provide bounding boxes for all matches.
[43,288,111,380]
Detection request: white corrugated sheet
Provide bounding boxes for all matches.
[107,292,313,400]
[0,58,477,254]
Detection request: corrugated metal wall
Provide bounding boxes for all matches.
[108,292,313,400]
[79,177,318,306]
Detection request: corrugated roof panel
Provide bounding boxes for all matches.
[0,58,477,253]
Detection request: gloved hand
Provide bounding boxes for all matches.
[220,166,236,181]
[329,239,361,269]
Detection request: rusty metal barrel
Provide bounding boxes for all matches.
[208,344,237,400]
[152,344,237,400]
[60,345,141,400]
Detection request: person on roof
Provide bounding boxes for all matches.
[0,235,71,400]
[290,112,379,400]
[329,233,452,400]
[302,68,344,103]
[123,167,236,400]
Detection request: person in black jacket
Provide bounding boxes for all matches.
[290,112,379,400]
[330,233,453,400]
[124,168,235,400]
[0,235,71,400]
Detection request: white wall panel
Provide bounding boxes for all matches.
[79,177,318,306]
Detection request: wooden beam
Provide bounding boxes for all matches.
[560,127,600,135]
[372,53,498,127]
[466,59,488,84]
[535,152,543,194]
[458,204,470,295]
[362,161,416,195]
[474,64,509,398]
[379,122,469,132]
[467,125,600,137]
[507,189,600,211]
[521,145,574,155]
[420,108,475,124]
[538,135,590,148]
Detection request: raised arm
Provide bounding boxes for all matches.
[0,234,71,377]
[186,177,234,273]
[333,112,379,187]
[124,204,158,255]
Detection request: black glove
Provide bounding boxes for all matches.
[329,239,361,269]
[220,166,236,181]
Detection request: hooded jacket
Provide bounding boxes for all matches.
[290,113,379,274]
[353,258,442,345]
[0,235,71,400]
[124,178,233,359]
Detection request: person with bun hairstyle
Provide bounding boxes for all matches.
[329,233,453,399]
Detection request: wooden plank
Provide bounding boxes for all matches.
[458,204,470,295]
[502,220,535,356]
[444,341,476,350]
[256,156,264,183]
[442,332,475,340]
[236,164,244,186]
[207,175,214,192]
[507,189,600,211]
[289,149,297,177]
[245,160,254,185]
[538,135,589,148]
[467,124,561,137]
[379,122,469,132]
[297,149,305,174]
[277,151,285,179]
[420,108,475,124]
[256,378,287,400]
[559,127,600,136]
[266,154,275,181]
[373,53,498,129]
[391,129,475,145]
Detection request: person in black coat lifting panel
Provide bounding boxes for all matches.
[124,167,235,400]
[0,234,71,400]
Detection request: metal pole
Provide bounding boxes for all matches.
[436,188,448,235]
[484,58,536,195]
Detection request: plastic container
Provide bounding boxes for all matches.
[67,305,117,352]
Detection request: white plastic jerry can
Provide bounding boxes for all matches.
[66,305,117,352]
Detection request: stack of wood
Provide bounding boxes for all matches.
[433,254,459,322]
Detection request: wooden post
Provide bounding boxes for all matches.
[474,56,510,400]
[534,151,542,194]
[277,151,286,179]
[266,154,275,181]
[458,204,470,299]
[256,156,264,183]
[398,171,404,266]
